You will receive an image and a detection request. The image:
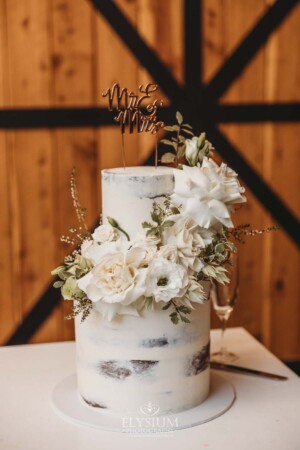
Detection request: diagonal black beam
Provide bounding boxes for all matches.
[203,125,300,247]
[215,103,300,123]
[146,114,300,248]
[90,0,184,103]
[184,0,202,86]
[5,286,61,345]
[205,0,298,101]
[5,216,101,345]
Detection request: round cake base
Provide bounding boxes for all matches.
[51,372,235,432]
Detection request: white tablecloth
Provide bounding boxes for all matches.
[0,327,299,450]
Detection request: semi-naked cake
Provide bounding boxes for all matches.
[75,166,211,415]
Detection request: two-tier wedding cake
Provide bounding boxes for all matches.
[52,109,246,419]
[75,167,211,414]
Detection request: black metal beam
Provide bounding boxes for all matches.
[203,125,300,247]
[215,103,300,123]
[184,0,202,86]
[0,107,115,129]
[90,0,184,103]
[146,114,300,248]
[1,103,299,129]
[5,286,61,345]
[205,0,298,101]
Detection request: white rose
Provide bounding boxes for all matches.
[157,244,178,263]
[146,258,189,303]
[132,233,158,266]
[171,159,246,229]
[133,232,161,247]
[81,239,94,259]
[92,224,117,243]
[185,136,199,166]
[93,301,140,322]
[80,239,130,266]
[162,214,212,271]
[78,247,147,307]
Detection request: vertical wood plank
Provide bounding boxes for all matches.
[136,0,184,162]
[51,0,97,341]
[261,0,300,359]
[4,0,59,343]
[95,0,139,176]
[0,0,17,344]
[203,0,267,339]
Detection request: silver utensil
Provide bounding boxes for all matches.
[210,361,288,381]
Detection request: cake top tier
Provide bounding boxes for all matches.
[101,166,174,239]
[102,166,174,177]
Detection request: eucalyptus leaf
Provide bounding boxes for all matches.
[197,132,206,149]
[176,111,183,124]
[151,211,160,223]
[227,242,237,252]
[51,266,67,276]
[142,221,152,229]
[180,315,191,324]
[177,144,186,160]
[164,125,179,132]
[182,123,193,129]
[215,243,225,253]
[178,305,192,314]
[161,152,175,163]
[53,281,64,288]
[146,228,159,237]
[170,313,179,325]
[163,220,175,228]
[182,128,194,136]
[162,302,172,310]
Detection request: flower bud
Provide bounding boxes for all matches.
[106,216,119,228]
[185,137,200,166]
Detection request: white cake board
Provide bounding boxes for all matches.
[51,372,235,433]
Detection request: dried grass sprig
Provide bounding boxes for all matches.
[70,167,88,231]
[231,224,280,244]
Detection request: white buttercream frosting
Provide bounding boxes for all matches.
[75,166,211,415]
[101,166,175,239]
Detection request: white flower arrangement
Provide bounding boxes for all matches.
[52,112,278,324]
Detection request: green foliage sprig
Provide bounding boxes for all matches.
[160,111,214,168]
[51,253,94,321]
[142,197,176,241]
[162,300,192,324]
[160,112,193,166]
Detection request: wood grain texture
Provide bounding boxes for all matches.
[0,0,299,359]
[51,0,97,341]
[0,0,17,343]
[3,0,59,343]
[203,0,267,339]
[136,0,184,161]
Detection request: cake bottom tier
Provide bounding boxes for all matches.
[75,296,210,415]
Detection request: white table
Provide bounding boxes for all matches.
[1,327,299,450]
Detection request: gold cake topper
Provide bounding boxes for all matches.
[102,83,164,135]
